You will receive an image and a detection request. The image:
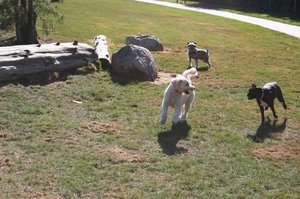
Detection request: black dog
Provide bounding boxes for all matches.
[247,82,287,123]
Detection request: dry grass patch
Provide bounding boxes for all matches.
[251,126,300,160]
[63,135,81,145]
[152,71,176,85]
[46,81,68,89]
[153,71,221,87]
[0,133,7,139]
[162,47,182,55]
[101,146,148,163]
[16,191,63,199]
[0,93,5,102]
[0,156,10,168]
[153,71,204,85]
[80,121,122,135]
[252,145,300,160]
[0,134,11,170]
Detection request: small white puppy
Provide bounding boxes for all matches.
[160,68,198,124]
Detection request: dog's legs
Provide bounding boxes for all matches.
[207,59,211,68]
[276,86,287,110]
[259,105,265,123]
[160,107,168,124]
[188,58,192,69]
[180,104,189,121]
[270,104,278,120]
[179,105,186,121]
[195,59,199,70]
[257,99,265,123]
[180,96,194,121]
[172,106,181,124]
[160,89,171,124]
[206,50,211,68]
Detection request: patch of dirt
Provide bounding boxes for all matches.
[0,133,8,139]
[162,47,183,55]
[16,191,62,199]
[0,93,6,102]
[252,144,300,160]
[71,192,98,199]
[27,192,47,199]
[0,156,11,168]
[102,183,127,198]
[193,73,213,84]
[250,121,300,160]
[80,121,122,135]
[63,135,80,145]
[152,71,213,85]
[152,72,176,85]
[102,146,148,163]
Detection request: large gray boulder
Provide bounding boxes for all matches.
[126,35,163,51]
[111,44,157,82]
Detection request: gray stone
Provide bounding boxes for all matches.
[111,44,158,82]
[126,35,163,51]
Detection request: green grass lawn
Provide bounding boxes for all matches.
[0,0,300,198]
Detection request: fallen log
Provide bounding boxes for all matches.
[0,42,98,82]
[94,35,111,70]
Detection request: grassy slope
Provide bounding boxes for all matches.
[0,0,299,198]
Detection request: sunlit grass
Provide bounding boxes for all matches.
[0,0,299,198]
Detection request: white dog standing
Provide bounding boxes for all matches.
[160,68,198,124]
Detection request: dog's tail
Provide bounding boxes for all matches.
[183,67,198,78]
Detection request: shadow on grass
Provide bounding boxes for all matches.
[197,66,209,72]
[108,68,156,85]
[158,122,191,155]
[0,68,99,88]
[247,117,288,143]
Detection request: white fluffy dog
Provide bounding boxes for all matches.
[160,68,198,124]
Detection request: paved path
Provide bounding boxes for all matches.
[135,0,300,39]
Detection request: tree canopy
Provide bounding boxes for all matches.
[0,0,63,44]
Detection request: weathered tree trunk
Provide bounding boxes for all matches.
[0,42,98,81]
[94,35,111,70]
[294,0,297,15]
[27,0,38,44]
[15,0,38,45]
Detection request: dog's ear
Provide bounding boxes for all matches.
[171,78,178,85]
[171,78,183,89]
[251,83,256,88]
